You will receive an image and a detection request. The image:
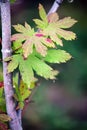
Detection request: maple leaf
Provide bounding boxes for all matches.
[22,35,48,58]
[34,4,77,45]
[14,80,31,109]
[6,54,58,87]
[38,4,48,24]
[19,80,31,101]
[28,55,58,79]
[33,4,48,29]
[19,56,34,87]
[11,22,56,58]
[11,5,77,58]
[11,22,34,42]
[5,54,35,87]
[7,54,19,73]
[44,49,72,63]
[56,17,77,29]
[12,41,23,54]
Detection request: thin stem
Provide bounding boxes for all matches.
[0,1,22,130]
[48,0,63,15]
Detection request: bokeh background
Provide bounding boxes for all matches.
[0,0,87,130]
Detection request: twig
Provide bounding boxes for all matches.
[48,0,63,15]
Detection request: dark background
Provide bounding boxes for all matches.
[1,0,87,130]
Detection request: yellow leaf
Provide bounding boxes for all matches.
[22,39,33,58]
[57,28,76,40]
[56,17,77,28]
[0,114,11,122]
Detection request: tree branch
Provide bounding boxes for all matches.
[0,1,22,130]
[48,0,63,15]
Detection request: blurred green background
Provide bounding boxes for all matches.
[0,0,87,130]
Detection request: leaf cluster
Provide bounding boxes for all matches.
[4,4,77,107]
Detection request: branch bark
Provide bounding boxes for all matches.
[0,1,22,130]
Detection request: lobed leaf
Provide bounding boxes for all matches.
[44,49,72,63]
[19,57,34,87]
[13,24,27,33]
[12,41,23,53]
[34,38,47,57]
[57,28,76,40]
[49,33,63,46]
[11,33,28,42]
[7,55,20,73]
[56,17,77,29]
[25,22,32,30]
[33,19,47,29]
[38,4,48,23]
[19,80,31,101]
[28,55,58,79]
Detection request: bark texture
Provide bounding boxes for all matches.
[1,1,22,130]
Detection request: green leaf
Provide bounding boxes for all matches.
[38,4,48,23]
[19,56,34,87]
[12,41,23,54]
[7,54,35,87]
[0,87,3,97]
[0,86,6,112]
[0,98,6,112]
[44,49,72,63]
[33,19,47,29]
[19,80,31,101]
[25,22,32,30]
[7,55,20,73]
[12,23,34,36]
[28,55,58,79]
[4,56,12,62]
[13,24,27,33]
